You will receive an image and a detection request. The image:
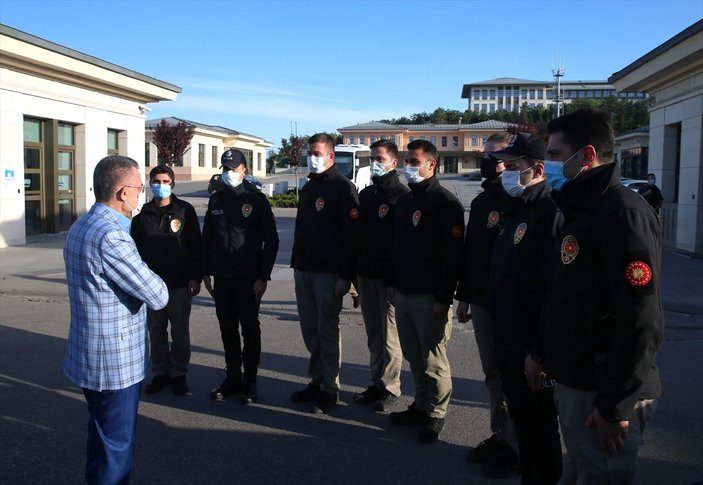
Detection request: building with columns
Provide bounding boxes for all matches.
[609,19,703,253]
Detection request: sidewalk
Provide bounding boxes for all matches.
[1,227,702,320]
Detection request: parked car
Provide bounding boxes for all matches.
[621,178,650,192]
[207,174,263,194]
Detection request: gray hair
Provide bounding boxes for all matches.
[93,156,139,202]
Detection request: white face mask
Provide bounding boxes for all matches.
[501,166,534,198]
[221,169,243,189]
[125,191,145,218]
[307,154,329,174]
[404,163,428,184]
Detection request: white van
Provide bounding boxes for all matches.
[334,144,372,192]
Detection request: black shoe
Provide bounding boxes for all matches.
[171,375,189,395]
[418,417,445,443]
[313,391,338,414]
[467,434,503,463]
[240,381,257,405]
[389,403,426,425]
[145,374,170,394]
[353,386,383,404]
[352,295,360,308]
[482,446,520,478]
[209,375,242,400]
[291,383,321,403]
[373,391,399,412]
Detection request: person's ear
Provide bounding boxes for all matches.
[582,145,597,165]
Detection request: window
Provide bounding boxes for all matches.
[359,136,366,145]
[537,90,544,99]
[198,143,205,167]
[107,129,119,155]
[452,136,459,148]
[371,136,377,143]
[587,91,594,98]
[441,136,448,147]
[257,153,262,172]
[529,89,536,99]
[471,135,478,146]
[473,103,480,112]
[482,136,488,145]
[409,136,415,142]
[349,136,355,144]
[481,89,488,100]
[595,90,602,97]
[473,91,480,100]
[489,104,496,113]
[212,146,218,168]
[521,89,527,98]
[431,136,437,145]
[145,143,150,167]
[481,103,487,113]
[489,89,496,100]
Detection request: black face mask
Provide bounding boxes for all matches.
[480,157,499,181]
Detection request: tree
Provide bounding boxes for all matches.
[150,119,196,166]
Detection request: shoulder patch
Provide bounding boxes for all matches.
[625,260,652,286]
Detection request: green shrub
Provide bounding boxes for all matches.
[268,190,299,208]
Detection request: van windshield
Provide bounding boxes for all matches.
[334,152,354,179]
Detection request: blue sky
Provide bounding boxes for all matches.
[1,0,701,148]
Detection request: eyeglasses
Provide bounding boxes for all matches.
[123,184,146,193]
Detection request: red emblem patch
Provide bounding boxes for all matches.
[624,261,652,286]
[315,197,325,212]
[451,225,463,238]
[378,204,389,219]
[487,211,500,229]
[561,235,579,264]
[241,203,253,218]
[412,210,421,227]
[513,222,527,244]
[349,208,359,219]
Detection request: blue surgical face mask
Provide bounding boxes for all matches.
[404,162,428,184]
[151,183,172,199]
[371,161,392,178]
[544,149,583,191]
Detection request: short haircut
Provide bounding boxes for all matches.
[647,173,655,178]
[308,133,335,153]
[149,164,175,184]
[547,108,614,162]
[93,155,139,203]
[407,139,438,162]
[370,139,399,159]
[487,132,512,144]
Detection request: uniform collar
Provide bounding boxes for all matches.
[556,162,618,217]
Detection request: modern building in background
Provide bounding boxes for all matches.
[609,19,703,253]
[337,120,511,174]
[461,77,646,114]
[0,24,180,248]
[145,117,272,181]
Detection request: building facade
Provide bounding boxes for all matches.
[337,120,511,174]
[145,117,272,181]
[609,19,703,253]
[0,24,180,248]
[461,77,646,114]
[614,127,650,180]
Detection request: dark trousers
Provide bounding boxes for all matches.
[214,275,261,382]
[82,382,141,485]
[497,345,562,485]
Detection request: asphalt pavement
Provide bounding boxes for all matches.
[1,174,702,484]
